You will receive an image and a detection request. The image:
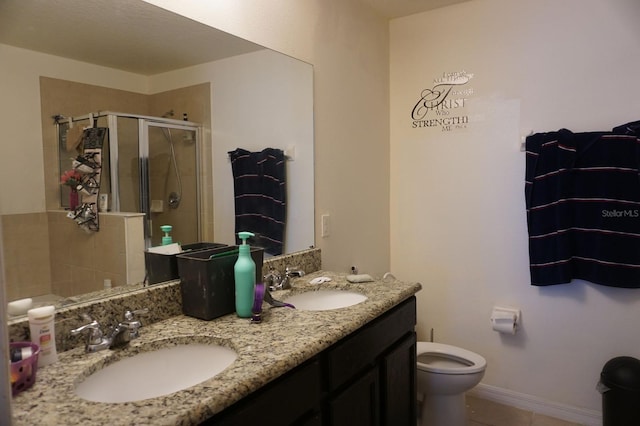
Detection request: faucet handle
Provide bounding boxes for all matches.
[123,308,149,321]
[70,319,103,346]
[122,308,148,339]
[264,267,283,291]
[285,266,305,277]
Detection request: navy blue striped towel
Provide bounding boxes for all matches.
[525,122,640,287]
[228,148,286,256]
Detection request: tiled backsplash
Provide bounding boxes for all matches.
[8,247,321,352]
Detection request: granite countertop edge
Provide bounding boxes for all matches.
[10,271,422,426]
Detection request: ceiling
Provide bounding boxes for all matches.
[361,0,471,18]
[0,0,469,76]
[0,0,263,75]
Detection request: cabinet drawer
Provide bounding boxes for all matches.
[324,296,416,391]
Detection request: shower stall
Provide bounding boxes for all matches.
[56,111,202,247]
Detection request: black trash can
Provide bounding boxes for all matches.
[600,356,640,426]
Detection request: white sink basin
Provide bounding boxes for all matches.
[285,289,367,311]
[75,344,237,403]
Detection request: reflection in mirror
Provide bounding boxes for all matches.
[0,0,314,314]
[56,108,203,247]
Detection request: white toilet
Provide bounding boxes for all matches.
[416,342,487,426]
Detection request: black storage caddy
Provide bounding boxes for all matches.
[176,245,264,320]
[145,242,227,285]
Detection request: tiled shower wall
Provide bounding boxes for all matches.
[47,211,145,297]
[1,212,52,301]
[2,211,145,301]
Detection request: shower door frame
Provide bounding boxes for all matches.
[138,119,202,247]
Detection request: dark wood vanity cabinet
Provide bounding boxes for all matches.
[379,331,418,426]
[205,296,417,426]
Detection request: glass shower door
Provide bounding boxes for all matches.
[111,116,140,214]
[144,122,200,247]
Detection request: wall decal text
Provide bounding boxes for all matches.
[411,70,473,131]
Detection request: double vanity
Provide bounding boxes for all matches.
[9,250,421,425]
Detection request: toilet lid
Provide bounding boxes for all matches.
[416,342,486,375]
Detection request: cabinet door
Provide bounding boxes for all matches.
[380,332,416,426]
[327,368,379,426]
[296,412,322,426]
[205,360,320,425]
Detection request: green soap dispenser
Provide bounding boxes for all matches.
[160,225,173,245]
[234,231,256,318]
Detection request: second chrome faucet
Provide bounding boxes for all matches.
[263,266,305,291]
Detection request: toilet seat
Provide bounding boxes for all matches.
[417,342,486,375]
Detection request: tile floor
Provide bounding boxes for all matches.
[465,395,584,426]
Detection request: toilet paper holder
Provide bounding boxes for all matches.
[490,306,521,333]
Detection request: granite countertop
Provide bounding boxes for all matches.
[10,271,421,426]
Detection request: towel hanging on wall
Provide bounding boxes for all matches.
[228,148,286,256]
[525,121,640,288]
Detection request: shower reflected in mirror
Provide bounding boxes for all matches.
[58,111,201,248]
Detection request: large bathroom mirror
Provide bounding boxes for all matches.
[0,0,314,310]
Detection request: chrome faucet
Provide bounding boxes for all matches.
[263,266,305,291]
[121,309,148,339]
[71,310,146,353]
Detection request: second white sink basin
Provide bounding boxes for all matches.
[75,343,237,403]
[285,289,367,311]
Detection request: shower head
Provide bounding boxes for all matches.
[162,110,174,118]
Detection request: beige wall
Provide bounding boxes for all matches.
[390,0,640,418]
[145,0,392,275]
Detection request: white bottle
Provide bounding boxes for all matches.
[27,305,58,366]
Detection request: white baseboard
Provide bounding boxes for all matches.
[468,383,602,426]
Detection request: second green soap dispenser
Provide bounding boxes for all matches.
[234,231,256,318]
